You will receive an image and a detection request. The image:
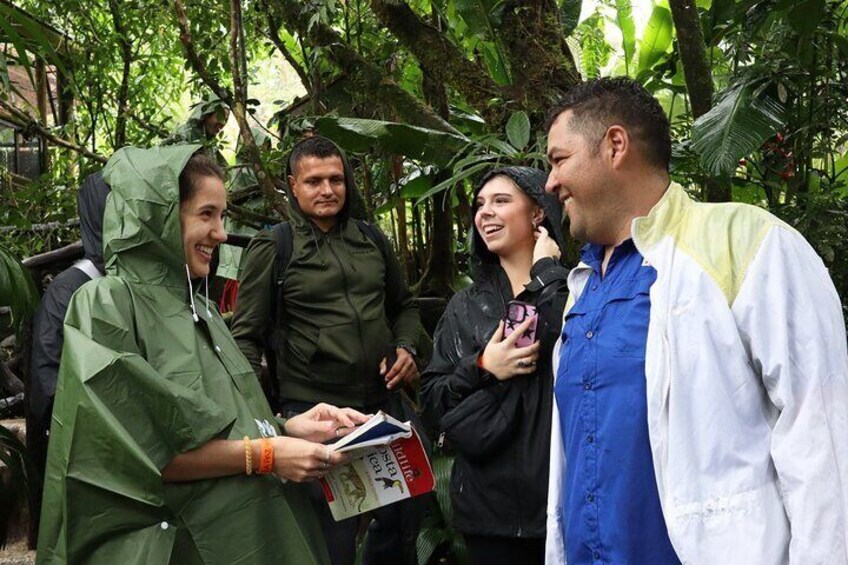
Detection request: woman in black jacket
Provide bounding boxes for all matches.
[421,167,568,564]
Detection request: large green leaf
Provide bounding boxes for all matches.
[691,84,786,177]
[452,0,512,82]
[416,161,491,203]
[560,0,583,37]
[786,0,826,35]
[453,0,505,38]
[416,527,451,565]
[637,4,674,75]
[432,454,455,525]
[614,0,637,76]
[0,247,38,326]
[505,111,530,151]
[314,117,471,168]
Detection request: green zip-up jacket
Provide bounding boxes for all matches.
[230,143,420,409]
[36,146,328,565]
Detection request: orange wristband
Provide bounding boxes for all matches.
[476,352,485,371]
[258,437,274,474]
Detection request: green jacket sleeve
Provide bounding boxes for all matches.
[378,228,420,348]
[230,231,277,378]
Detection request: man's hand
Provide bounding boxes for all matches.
[284,403,371,443]
[380,348,419,390]
[479,319,540,381]
[271,436,349,482]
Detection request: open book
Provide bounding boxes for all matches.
[319,412,435,521]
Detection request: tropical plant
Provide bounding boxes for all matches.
[416,452,468,565]
[0,425,41,549]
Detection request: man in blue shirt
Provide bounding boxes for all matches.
[541,77,848,564]
[545,72,848,565]
[544,78,679,565]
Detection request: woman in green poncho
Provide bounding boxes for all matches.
[37,146,366,564]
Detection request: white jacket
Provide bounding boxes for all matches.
[546,183,848,565]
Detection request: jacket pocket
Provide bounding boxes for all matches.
[307,316,392,388]
[441,388,516,460]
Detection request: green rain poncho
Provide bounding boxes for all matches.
[36,145,329,565]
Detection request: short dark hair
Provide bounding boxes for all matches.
[179,152,224,203]
[287,135,342,177]
[545,77,671,171]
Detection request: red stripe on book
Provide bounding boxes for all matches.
[390,430,435,497]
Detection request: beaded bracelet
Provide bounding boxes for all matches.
[258,438,274,474]
[243,436,253,476]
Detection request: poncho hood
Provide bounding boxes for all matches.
[101,145,200,290]
[283,135,366,229]
[469,166,565,279]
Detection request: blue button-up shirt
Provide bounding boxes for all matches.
[554,240,680,564]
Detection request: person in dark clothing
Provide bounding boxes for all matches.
[421,166,569,565]
[231,135,423,565]
[30,171,110,470]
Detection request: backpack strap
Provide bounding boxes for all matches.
[355,219,389,263]
[264,221,293,412]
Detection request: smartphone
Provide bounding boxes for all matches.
[503,301,538,347]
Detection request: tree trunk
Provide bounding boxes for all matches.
[417,60,456,298]
[108,0,132,148]
[500,0,581,122]
[271,0,458,133]
[370,0,506,126]
[668,0,731,202]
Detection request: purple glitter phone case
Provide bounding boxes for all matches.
[503,300,538,347]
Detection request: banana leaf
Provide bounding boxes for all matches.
[314,116,471,168]
[691,83,785,177]
[0,246,38,325]
[637,4,673,75]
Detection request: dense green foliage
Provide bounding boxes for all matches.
[2,0,845,312]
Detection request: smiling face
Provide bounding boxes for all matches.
[180,175,227,278]
[474,175,542,259]
[289,155,346,231]
[545,110,618,244]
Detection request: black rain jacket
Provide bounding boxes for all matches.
[421,166,569,539]
[30,171,110,431]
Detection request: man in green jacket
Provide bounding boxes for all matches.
[231,135,422,564]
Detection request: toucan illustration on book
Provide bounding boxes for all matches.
[376,477,402,491]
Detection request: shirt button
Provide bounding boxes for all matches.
[587,434,594,443]
[592,285,598,291]
[594,551,601,560]
[160,522,169,530]
[583,381,592,390]
[214,345,222,353]
[585,330,594,339]
[587,493,595,503]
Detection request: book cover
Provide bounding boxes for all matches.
[319,428,435,521]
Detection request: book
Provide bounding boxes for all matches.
[329,411,413,453]
[319,412,435,521]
